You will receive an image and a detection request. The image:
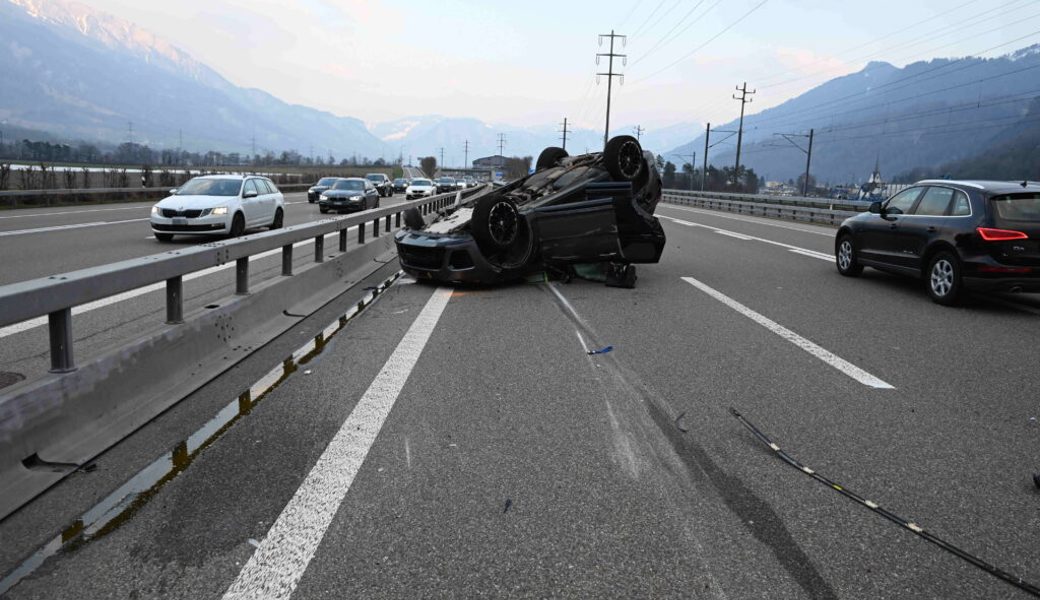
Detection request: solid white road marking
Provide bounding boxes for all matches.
[660,204,836,237]
[681,276,894,389]
[0,205,150,220]
[0,227,360,339]
[660,215,836,261]
[0,218,150,237]
[222,287,453,600]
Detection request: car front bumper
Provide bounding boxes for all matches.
[319,198,365,212]
[150,215,229,235]
[395,229,515,284]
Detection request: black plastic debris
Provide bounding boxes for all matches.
[503,498,513,513]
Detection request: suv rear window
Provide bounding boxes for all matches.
[991,193,1040,222]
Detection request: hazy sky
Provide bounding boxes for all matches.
[76,0,1040,130]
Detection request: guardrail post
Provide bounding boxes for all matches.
[372,219,379,237]
[314,235,325,263]
[166,276,183,324]
[339,229,347,252]
[235,258,249,294]
[385,215,391,233]
[358,223,365,244]
[282,244,293,276]
[395,211,401,227]
[48,308,74,373]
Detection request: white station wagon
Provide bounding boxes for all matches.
[150,175,285,242]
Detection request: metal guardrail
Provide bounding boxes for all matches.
[662,190,863,226]
[663,188,873,213]
[0,186,482,373]
[0,184,314,209]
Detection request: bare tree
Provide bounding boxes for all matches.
[420,156,437,178]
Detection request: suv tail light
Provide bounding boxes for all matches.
[977,227,1028,241]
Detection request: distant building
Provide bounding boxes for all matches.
[472,155,507,169]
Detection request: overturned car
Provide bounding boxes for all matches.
[394,136,666,287]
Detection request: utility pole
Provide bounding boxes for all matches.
[596,30,627,147]
[774,128,815,195]
[463,140,469,169]
[702,123,738,191]
[559,117,569,151]
[497,133,506,157]
[732,82,755,183]
[439,147,445,169]
[634,125,645,141]
[671,151,696,191]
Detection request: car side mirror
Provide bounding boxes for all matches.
[169,188,178,195]
[868,201,883,214]
[243,190,259,199]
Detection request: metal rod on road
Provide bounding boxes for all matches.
[235,258,249,295]
[48,308,74,373]
[165,276,183,324]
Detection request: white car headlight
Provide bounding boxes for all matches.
[151,205,160,216]
[320,195,328,201]
[211,206,229,216]
[350,195,361,200]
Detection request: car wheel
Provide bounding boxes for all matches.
[536,147,569,171]
[603,135,645,182]
[154,232,174,242]
[271,207,284,230]
[319,206,329,214]
[472,195,521,251]
[229,212,246,237]
[403,207,424,229]
[926,250,962,305]
[836,234,863,277]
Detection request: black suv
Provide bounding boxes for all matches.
[835,180,1040,305]
[365,173,394,197]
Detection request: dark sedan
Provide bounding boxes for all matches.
[307,177,340,203]
[835,180,1040,305]
[436,177,457,194]
[395,135,665,288]
[393,178,409,193]
[318,178,380,214]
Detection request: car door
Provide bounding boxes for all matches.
[891,186,958,272]
[241,179,264,226]
[366,182,378,207]
[859,187,923,265]
[256,179,276,221]
[533,182,654,263]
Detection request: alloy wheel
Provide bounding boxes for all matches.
[930,258,954,297]
[838,240,852,271]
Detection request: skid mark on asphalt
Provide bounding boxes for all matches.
[681,276,894,389]
[222,286,453,600]
[544,282,837,600]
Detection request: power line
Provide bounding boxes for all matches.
[773,130,814,195]
[616,0,646,30]
[632,0,770,85]
[597,30,627,146]
[629,0,717,67]
[630,0,667,38]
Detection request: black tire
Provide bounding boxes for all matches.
[536,146,569,171]
[926,250,963,305]
[270,207,284,230]
[836,234,863,277]
[319,206,329,214]
[603,135,645,182]
[229,213,246,237]
[308,198,315,204]
[403,207,424,230]
[154,232,174,242]
[471,195,521,251]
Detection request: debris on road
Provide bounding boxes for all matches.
[587,345,614,356]
[729,407,1040,598]
[503,498,513,513]
[247,538,260,549]
[675,411,688,433]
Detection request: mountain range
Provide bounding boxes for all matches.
[3,0,1040,182]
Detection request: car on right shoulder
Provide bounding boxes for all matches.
[835,180,1040,305]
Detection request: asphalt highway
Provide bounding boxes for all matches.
[2,201,1039,598]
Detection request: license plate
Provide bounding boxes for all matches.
[172,217,187,225]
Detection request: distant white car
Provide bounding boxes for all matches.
[150,175,285,242]
[406,178,437,199]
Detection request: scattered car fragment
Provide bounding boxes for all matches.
[394,135,666,287]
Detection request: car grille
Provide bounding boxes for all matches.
[153,223,224,232]
[399,246,445,270]
[161,209,206,218]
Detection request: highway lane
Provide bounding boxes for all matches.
[0,191,410,284]
[2,202,1039,598]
